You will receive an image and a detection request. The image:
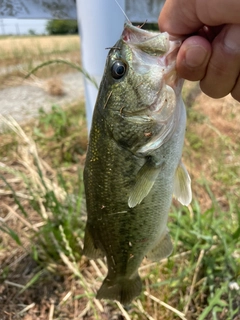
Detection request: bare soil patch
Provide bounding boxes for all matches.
[0,72,84,125]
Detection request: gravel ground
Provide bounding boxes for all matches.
[0,72,85,124]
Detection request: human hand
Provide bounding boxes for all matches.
[158,0,240,102]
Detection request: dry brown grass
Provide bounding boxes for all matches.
[0,82,239,318]
[0,35,81,89]
[182,81,240,211]
[45,77,65,96]
[0,35,80,66]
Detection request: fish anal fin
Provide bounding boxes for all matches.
[96,273,142,305]
[147,230,173,262]
[83,224,105,259]
[173,161,192,206]
[128,160,162,208]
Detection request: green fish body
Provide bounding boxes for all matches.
[83,23,192,305]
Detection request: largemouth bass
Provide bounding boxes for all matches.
[83,23,192,305]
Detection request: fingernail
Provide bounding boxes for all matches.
[223,25,240,52]
[185,45,208,68]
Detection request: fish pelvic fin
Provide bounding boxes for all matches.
[128,159,162,208]
[173,160,192,206]
[83,224,105,259]
[96,273,142,305]
[146,229,173,261]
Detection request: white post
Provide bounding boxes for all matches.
[76,0,126,132]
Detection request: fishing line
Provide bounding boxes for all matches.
[114,0,132,24]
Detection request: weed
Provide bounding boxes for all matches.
[138,198,239,319]
[32,102,87,167]
[0,116,84,263]
[0,35,80,66]
[46,77,64,96]
[25,58,98,89]
[0,35,81,89]
[0,80,240,319]
[187,131,204,151]
[38,105,69,141]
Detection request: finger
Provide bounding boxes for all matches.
[159,0,202,36]
[196,0,240,26]
[231,75,240,102]
[200,24,240,99]
[159,0,240,36]
[176,36,211,81]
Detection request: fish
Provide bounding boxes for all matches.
[83,22,192,305]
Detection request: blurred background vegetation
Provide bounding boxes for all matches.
[46,20,78,35]
[0,22,239,320]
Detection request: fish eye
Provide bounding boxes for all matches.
[111,60,127,79]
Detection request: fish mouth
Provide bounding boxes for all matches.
[121,23,182,56]
[122,23,169,56]
[121,23,183,93]
[122,23,166,42]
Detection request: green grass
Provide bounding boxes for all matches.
[0,90,239,319]
[0,111,84,262]
[170,199,239,319]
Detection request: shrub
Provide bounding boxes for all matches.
[46,20,78,35]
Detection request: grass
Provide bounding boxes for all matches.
[0,35,80,65]
[0,87,239,319]
[0,35,81,89]
[0,36,239,319]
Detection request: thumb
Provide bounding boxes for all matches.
[176,36,211,81]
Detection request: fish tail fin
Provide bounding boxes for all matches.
[96,273,142,305]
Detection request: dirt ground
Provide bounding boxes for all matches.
[0,78,239,319]
[0,71,84,126]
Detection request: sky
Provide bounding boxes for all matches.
[0,19,48,35]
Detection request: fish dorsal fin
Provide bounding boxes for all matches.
[173,161,192,206]
[128,160,162,208]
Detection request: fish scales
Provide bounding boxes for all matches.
[83,23,192,305]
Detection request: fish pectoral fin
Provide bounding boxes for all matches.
[83,224,105,259]
[173,161,192,206]
[146,230,173,262]
[128,160,162,208]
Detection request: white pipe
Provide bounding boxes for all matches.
[76,0,126,132]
